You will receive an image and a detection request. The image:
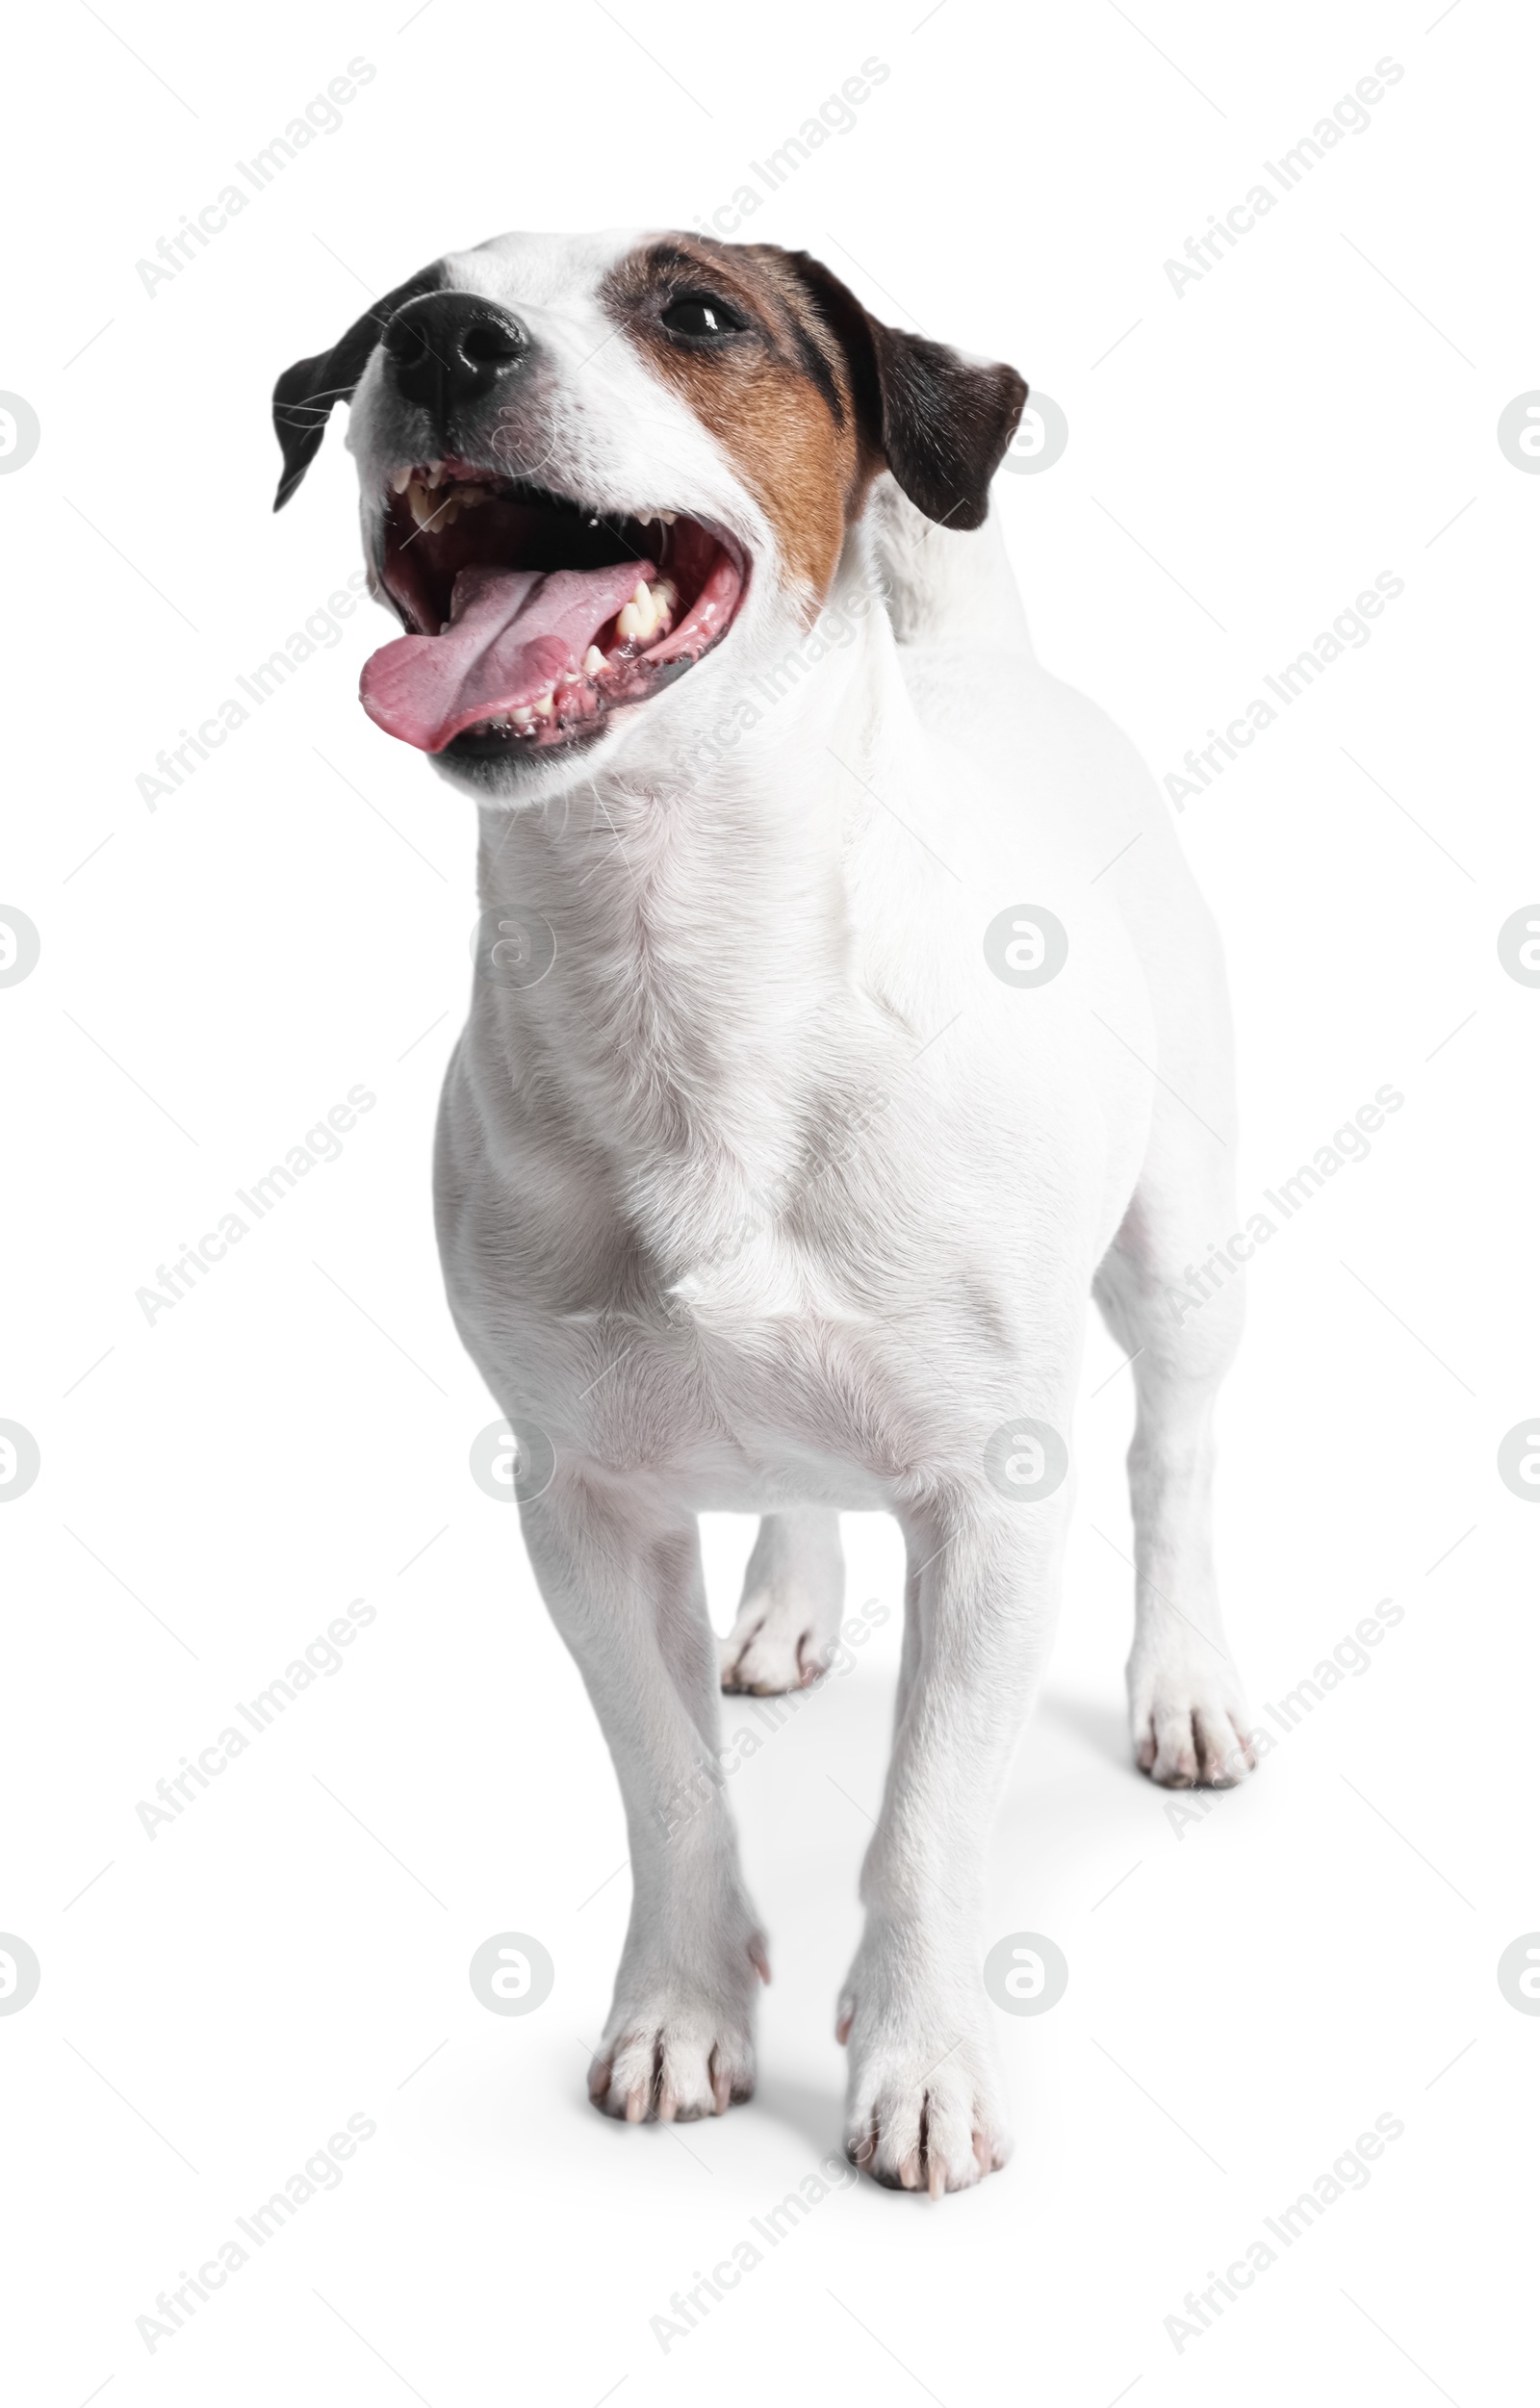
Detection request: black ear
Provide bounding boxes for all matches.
[271,264,443,511]
[780,250,1026,531]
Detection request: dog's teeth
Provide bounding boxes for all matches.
[616,579,654,642]
[533,692,556,717]
[406,479,437,528]
[389,465,413,495]
[583,646,605,677]
[455,484,488,509]
[618,579,676,643]
[424,459,446,489]
[510,706,536,727]
[657,509,678,525]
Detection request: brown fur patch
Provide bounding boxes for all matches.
[602,238,880,612]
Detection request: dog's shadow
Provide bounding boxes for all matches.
[751,2068,846,2160]
[1031,1687,1132,1773]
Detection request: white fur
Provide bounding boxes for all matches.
[346,232,1254,2190]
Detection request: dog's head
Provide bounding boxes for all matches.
[273,230,1025,799]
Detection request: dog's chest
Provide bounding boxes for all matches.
[445,800,1142,1496]
[545,1264,951,1509]
[448,1048,1067,1506]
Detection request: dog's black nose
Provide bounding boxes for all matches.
[382,291,529,420]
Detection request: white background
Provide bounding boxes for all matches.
[5,1,1535,2401]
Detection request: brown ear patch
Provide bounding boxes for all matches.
[603,238,1027,606]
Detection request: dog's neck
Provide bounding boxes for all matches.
[467,552,914,1254]
[466,501,1029,1266]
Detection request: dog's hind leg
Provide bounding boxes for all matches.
[719,1508,845,1695]
[1093,1108,1254,1789]
[519,1464,768,2122]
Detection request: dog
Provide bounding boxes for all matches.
[273,229,1253,2194]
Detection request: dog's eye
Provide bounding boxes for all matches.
[660,294,747,340]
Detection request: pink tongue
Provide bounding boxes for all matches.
[360,557,655,753]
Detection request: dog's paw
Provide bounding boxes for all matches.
[719,1593,832,1695]
[836,1959,1011,2196]
[1130,1661,1255,1788]
[589,1934,768,2124]
[588,1999,757,2123]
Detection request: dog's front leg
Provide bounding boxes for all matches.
[838,1488,1066,2193]
[520,1468,767,2121]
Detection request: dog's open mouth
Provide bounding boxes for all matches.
[361,460,747,758]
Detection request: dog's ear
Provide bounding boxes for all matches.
[777,250,1026,531]
[271,265,442,512]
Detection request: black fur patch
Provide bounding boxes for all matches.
[778,249,1026,530]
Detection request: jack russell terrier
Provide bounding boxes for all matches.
[273,230,1252,2195]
